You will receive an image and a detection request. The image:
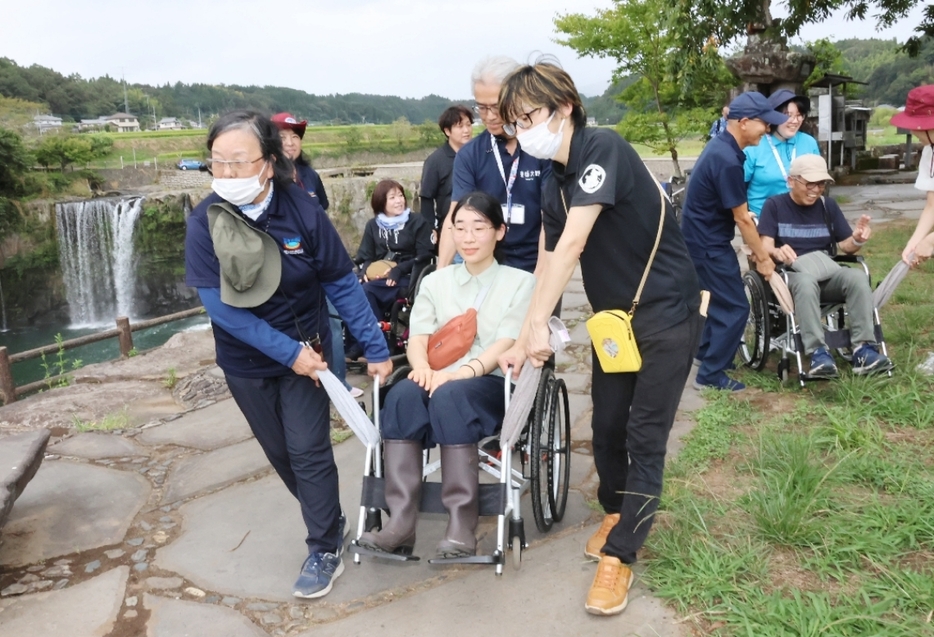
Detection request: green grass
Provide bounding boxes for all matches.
[644,221,934,635]
[72,406,130,432]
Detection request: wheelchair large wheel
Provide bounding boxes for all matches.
[739,271,770,371]
[547,378,571,524]
[530,368,557,533]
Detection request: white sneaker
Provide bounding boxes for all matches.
[348,386,364,398]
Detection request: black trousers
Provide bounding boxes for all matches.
[592,312,704,564]
[225,372,340,555]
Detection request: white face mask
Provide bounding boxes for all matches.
[516,112,565,160]
[212,161,269,206]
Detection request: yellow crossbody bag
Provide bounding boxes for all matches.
[562,180,666,373]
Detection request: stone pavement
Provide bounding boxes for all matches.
[0,181,926,636]
[0,265,702,637]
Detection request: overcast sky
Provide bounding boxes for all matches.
[0,1,927,100]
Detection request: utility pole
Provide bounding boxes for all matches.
[198,106,202,128]
[122,69,130,114]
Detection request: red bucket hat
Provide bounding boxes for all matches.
[890,85,934,131]
[271,112,307,138]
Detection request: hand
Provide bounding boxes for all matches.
[291,346,328,384]
[903,239,921,265]
[368,359,393,385]
[385,278,397,287]
[498,343,527,377]
[852,214,871,244]
[774,245,797,265]
[525,321,552,367]
[755,255,775,280]
[408,366,434,389]
[428,370,457,397]
[911,235,934,267]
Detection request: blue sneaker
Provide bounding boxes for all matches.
[852,343,894,376]
[807,348,839,379]
[293,552,344,599]
[693,374,746,392]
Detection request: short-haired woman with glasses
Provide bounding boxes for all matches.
[497,59,703,617]
[744,90,821,219]
[185,110,392,599]
[357,190,534,560]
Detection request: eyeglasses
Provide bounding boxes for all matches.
[792,176,830,191]
[453,224,494,237]
[782,112,806,122]
[502,107,543,137]
[473,104,499,117]
[206,156,264,177]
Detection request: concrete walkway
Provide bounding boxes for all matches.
[1,182,925,636]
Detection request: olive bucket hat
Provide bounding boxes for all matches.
[207,202,282,308]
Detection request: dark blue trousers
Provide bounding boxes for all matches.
[362,278,409,320]
[689,245,748,385]
[225,373,340,555]
[595,313,704,564]
[381,376,504,446]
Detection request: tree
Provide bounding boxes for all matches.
[556,0,735,176]
[0,127,31,241]
[417,118,444,147]
[34,133,111,172]
[389,117,412,148]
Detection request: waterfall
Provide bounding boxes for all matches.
[56,196,145,328]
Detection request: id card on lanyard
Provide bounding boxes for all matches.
[767,135,796,180]
[491,135,526,225]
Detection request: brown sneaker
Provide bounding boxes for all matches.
[585,555,634,616]
[584,513,620,561]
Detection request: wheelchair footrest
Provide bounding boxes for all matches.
[427,552,503,566]
[349,539,421,562]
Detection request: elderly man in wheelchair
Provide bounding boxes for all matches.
[756,155,893,379]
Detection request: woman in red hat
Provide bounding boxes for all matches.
[272,112,330,211]
[891,85,934,266]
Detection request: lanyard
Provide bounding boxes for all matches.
[491,134,520,221]
[766,135,796,180]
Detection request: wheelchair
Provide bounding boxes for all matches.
[349,364,572,575]
[738,254,891,387]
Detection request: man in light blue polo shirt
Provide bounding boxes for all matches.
[437,56,550,275]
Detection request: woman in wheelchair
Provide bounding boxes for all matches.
[757,155,893,378]
[357,191,535,558]
[347,179,433,360]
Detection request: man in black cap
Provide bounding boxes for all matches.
[681,92,786,391]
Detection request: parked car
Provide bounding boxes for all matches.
[176,158,204,171]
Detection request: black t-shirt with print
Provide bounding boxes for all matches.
[543,127,700,339]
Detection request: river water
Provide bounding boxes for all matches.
[0,315,211,388]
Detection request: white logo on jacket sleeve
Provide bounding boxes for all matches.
[579,164,606,194]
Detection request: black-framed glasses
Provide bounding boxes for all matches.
[502,107,543,137]
[473,103,499,117]
[205,156,264,176]
[792,176,830,191]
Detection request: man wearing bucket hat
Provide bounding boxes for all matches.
[681,91,784,392]
[757,154,893,377]
[891,85,934,267]
[186,110,392,600]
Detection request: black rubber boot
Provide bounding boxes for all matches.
[358,440,422,555]
[436,444,479,558]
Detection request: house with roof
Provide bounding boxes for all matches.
[78,117,109,131]
[158,117,183,130]
[33,114,62,133]
[105,113,141,133]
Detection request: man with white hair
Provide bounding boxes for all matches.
[437,56,550,275]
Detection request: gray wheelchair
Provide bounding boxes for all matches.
[349,364,572,575]
[738,254,891,387]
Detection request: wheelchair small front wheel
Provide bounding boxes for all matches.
[777,358,790,385]
[511,536,522,570]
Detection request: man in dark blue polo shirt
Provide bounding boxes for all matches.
[437,56,551,275]
[681,92,784,391]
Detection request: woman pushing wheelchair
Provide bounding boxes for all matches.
[357,191,535,559]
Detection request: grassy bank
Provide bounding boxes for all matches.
[645,220,934,635]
